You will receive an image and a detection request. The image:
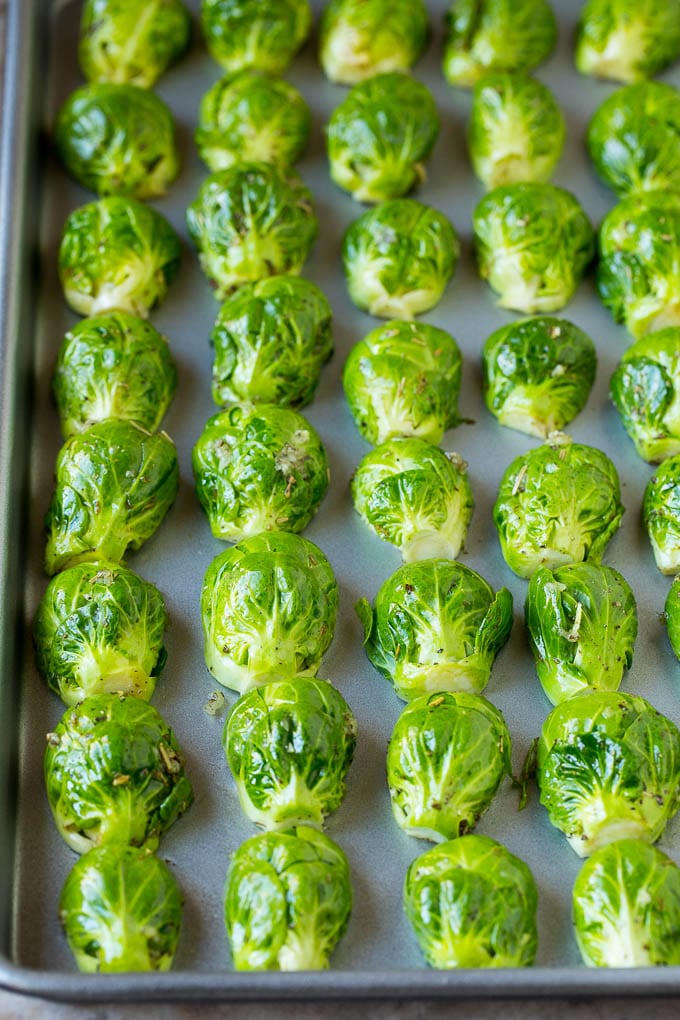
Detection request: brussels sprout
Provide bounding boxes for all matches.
[443,0,557,89]
[610,327,680,462]
[343,321,462,446]
[33,561,168,706]
[44,694,193,853]
[319,0,428,85]
[44,419,179,576]
[55,83,179,199]
[192,402,329,542]
[58,196,181,319]
[644,455,680,573]
[201,532,338,694]
[201,0,312,75]
[525,563,638,706]
[186,163,318,301]
[473,183,595,313]
[587,82,680,200]
[342,200,459,319]
[575,0,680,84]
[596,193,680,340]
[326,73,440,204]
[210,276,333,408]
[59,846,183,972]
[482,316,597,438]
[223,677,356,830]
[79,0,191,87]
[356,559,513,702]
[195,72,311,173]
[665,575,680,660]
[468,73,565,189]
[351,438,474,562]
[537,691,680,856]
[52,311,177,437]
[224,826,351,971]
[493,434,624,579]
[573,838,680,967]
[387,692,512,842]
[404,835,538,968]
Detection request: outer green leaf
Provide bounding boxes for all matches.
[201,0,312,75]
[664,574,680,660]
[643,455,680,572]
[575,0,680,83]
[610,326,680,462]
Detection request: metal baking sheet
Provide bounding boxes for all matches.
[1,0,680,1002]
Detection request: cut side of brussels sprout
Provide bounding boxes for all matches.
[342,199,459,319]
[186,163,318,301]
[44,694,193,853]
[356,558,513,702]
[575,0,680,84]
[224,826,352,971]
[79,0,191,87]
[58,196,181,318]
[210,276,333,408]
[468,72,565,189]
[404,835,538,968]
[644,455,680,573]
[195,71,311,173]
[326,72,440,204]
[201,0,312,75]
[319,0,428,84]
[59,845,183,972]
[351,438,473,562]
[201,532,338,694]
[223,676,356,830]
[33,561,168,706]
[387,692,511,842]
[610,326,680,462]
[537,691,680,856]
[473,182,595,313]
[493,433,624,579]
[525,563,637,705]
[53,311,177,437]
[481,316,596,438]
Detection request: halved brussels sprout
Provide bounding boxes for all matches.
[59,846,183,972]
[192,402,329,542]
[201,532,338,694]
[404,835,538,968]
[224,826,352,971]
[468,72,565,189]
[537,691,680,856]
[342,199,459,319]
[525,563,637,705]
[343,320,462,446]
[44,419,179,576]
[79,0,191,87]
[356,558,513,702]
[596,193,680,340]
[473,182,595,313]
[644,455,680,573]
[210,276,332,408]
[195,71,310,173]
[55,83,179,199]
[53,311,177,437]
[201,0,312,75]
[665,574,680,660]
[493,433,624,579]
[223,676,356,830]
[326,72,440,204]
[44,693,193,853]
[58,196,181,318]
[351,438,473,562]
[443,0,557,89]
[575,0,680,84]
[319,0,428,84]
[186,163,318,301]
[587,82,680,199]
[482,316,597,438]
[610,326,680,462]
[33,561,168,706]
[387,692,511,842]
